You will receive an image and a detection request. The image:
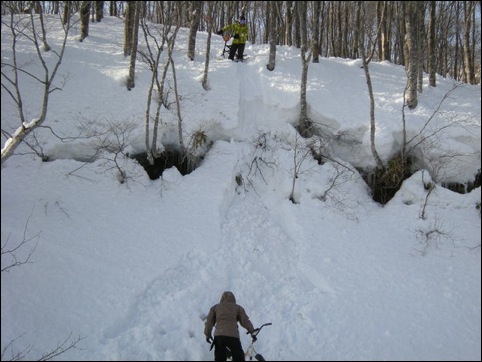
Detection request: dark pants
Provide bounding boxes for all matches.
[214,336,245,361]
[229,43,245,61]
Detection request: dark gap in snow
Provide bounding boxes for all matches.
[131,145,203,180]
[360,161,480,205]
[442,169,481,194]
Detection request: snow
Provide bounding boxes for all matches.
[1,15,480,361]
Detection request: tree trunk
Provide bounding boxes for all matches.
[404,1,418,109]
[454,2,460,81]
[293,1,300,48]
[62,1,71,25]
[95,1,104,22]
[109,0,118,16]
[167,27,184,153]
[298,1,312,137]
[126,2,140,90]
[36,2,51,51]
[187,1,202,61]
[267,1,277,71]
[202,2,215,90]
[463,1,476,84]
[124,1,135,56]
[381,1,393,62]
[311,0,320,63]
[79,1,91,42]
[358,2,384,169]
[416,1,424,93]
[284,0,293,46]
[1,9,70,164]
[427,1,436,87]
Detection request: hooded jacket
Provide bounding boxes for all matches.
[204,291,254,339]
[221,21,248,45]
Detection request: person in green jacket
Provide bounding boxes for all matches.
[217,15,248,61]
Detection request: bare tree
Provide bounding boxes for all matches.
[404,1,419,109]
[462,1,476,85]
[137,2,183,165]
[169,27,184,154]
[26,1,51,51]
[378,1,392,62]
[137,11,172,164]
[95,1,104,22]
[202,1,216,90]
[80,118,140,184]
[284,0,293,46]
[297,1,313,137]
[1,8,72,165]
[62,0,72,25]
[416,1,425,93]
[124,1,135,56]
[126,1,141,90]
[427,0,436,87]
[358,1,384,169]
[311,0,321,63]
[266,0,277,71]
[187,1,202,61]
[79,0,91,42]
[289,133,312,203]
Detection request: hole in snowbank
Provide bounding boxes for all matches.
[131,145,203,180]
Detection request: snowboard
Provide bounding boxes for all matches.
[216,54,250,62]
[234,56,250,63]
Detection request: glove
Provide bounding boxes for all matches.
[233,34,239,39]
[216,30,223,35]
[249,328,259,341]
[206,336,213,344]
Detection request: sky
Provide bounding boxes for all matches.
[1,14,481,362]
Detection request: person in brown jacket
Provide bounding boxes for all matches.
[204,291,256,361]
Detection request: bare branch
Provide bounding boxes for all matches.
[1,210,39,273]
[405,84,463,154]
[415,217,456,256]
[38,333,85,361]
[1,11,73,164]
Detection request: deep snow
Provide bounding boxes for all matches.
[1,15,481,361]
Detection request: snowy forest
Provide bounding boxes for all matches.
[2,1,481,192]
[1,2,481,361]
[5,1,480,82]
